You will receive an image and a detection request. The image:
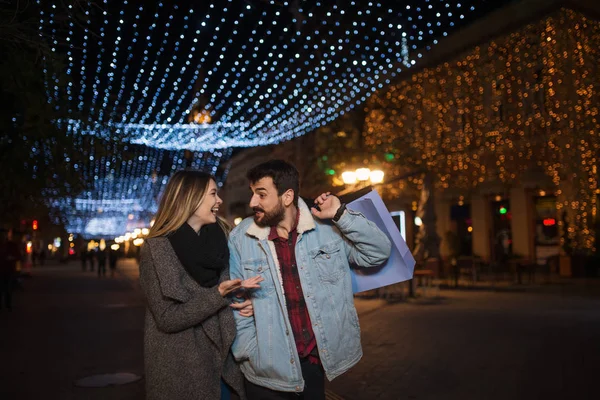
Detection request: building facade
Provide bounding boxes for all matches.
[364,2,600,269]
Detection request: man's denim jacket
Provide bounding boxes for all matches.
[229,198,392,393]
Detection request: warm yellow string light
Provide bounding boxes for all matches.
[364,9,600,251]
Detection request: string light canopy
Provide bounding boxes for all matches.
[39,0,491,150]
[36,0,498,237]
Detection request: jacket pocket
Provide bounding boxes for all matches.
[310,240,345,283]
[242,258,275,297]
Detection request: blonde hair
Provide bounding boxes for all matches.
[148,170,230,238]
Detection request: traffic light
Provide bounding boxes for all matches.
[32,220,38,230]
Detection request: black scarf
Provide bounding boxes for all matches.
[168,222,229,288]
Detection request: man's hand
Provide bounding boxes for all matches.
[311,192,342,220]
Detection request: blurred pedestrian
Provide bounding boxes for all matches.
[97,248,107,277]
[39,248,46,266]
[80,247,87,271]
[31,247,38,267]
[88,249,95,272]
[139,170,263,400]
[108,248,119,278]
[0,228,22,311]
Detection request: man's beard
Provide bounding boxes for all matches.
[253,200,285,227]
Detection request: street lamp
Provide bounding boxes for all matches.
[341,171,357,185]
[338,167,385,196]
[369,170,384,184]
[341,168,384,186]
[355,168,371,181]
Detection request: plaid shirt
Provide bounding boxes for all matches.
[268,212,319,364]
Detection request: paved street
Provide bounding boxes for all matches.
[0,262,145,400]
[1,260,599,399]
[327,290,600,400]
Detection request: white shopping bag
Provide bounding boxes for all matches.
[348,190,415,293]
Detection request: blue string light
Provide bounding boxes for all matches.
[38,0,490,237]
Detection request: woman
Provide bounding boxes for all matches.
[140,170,262,400]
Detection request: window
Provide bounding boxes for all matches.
[390,211,407,241]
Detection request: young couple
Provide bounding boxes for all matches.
[140,160,391,400]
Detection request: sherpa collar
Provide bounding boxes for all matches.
[245,197,316,240]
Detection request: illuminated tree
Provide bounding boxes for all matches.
[364,9,600,252]
[0,1,90,226]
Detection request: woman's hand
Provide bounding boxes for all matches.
[218,275,264,297]
[241,275,264,289]
[230,298,254,317]
[227,275,264,316]
[218,279,242,297]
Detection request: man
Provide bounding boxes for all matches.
[229,160,391,399]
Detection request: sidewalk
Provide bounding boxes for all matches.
[0,261,145,400]
[435,275,600,298]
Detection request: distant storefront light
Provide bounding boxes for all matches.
[543,218,556,226]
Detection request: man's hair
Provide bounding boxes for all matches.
[247,160,300,206]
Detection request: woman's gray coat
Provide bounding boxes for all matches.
[139,237,245,400]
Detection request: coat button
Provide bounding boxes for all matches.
[258,267,262,272]
[296,386,301,391]
[326,254,330,259]
[290,358,295,364]
[285,330,290,335]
